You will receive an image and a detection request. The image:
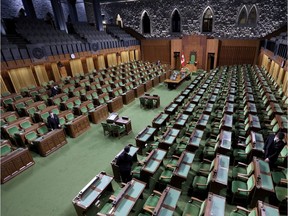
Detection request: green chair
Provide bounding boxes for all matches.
[142,190,162,214]
[37,103,47,111]
[231,175,255,204]
[41,112,49,123]
[87,103,95,111]
[5,114,17,123]
[275,145,288,167]
[158,166,174,185]
[80,106,88,115]
[37,125,49,135]
[65,113,75,122]
[27,107,37,119]
[182,197,206,216]
[139,97,146,108]
[232,161,254,180]
[271,167,288,185]
[233,143,253,163]
[20,121,32,130]
[275,184,288,214]
[1,91,11,97]
[146,99,154,109]
[197,158,215,176]
[74,99,81,107]
[101,122,111,136]
[191,171,213,198]
[7,126,21,138]
[25,131,38,144]
[59,117,66,126]
[66,102,74,110]
[229,206,257,216]
[110,124,126,137]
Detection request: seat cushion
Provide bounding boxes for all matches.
[232,180,248,197]
[192,176,208,190]
[144,194,160,208]
[232,167,247,178]
[183,202,201,215]
[275,186,288,202]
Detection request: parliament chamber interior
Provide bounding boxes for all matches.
[0,0,287,215]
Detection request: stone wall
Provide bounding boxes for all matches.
[33,0,54,19]
[100,0,287,38]
[1,0,24,18]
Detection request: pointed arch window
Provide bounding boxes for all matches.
[238,6,248,25]
[142,12,151,34]
[248,5,257,25]
[171,9,181,33]
[202,8,213,32]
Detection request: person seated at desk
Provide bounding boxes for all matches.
[50,85,59,97]
[116,146,133,183]
[264,132,286,169]
[47,111,61,130]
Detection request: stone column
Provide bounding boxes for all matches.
[68,0,78,22]
[92,0,103,31]
[50,0,68,32]
[22,0,37,18]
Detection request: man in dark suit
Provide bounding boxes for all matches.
[264,132,286,169]
[47,111,61,130]
[50,85,59,97]
[116,146,133,183]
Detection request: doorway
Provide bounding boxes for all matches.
[207,53,215,71]
[174,52,181,70]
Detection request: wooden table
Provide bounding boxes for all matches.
[135,127,157,154]
[187,129,204,152]
[204,193,226,216]
[66,115,91,138]
[140,94,160,108]
[152,113,170,130]
[159,128,180,150]
[164,72,190,89]
[164,103,178,115]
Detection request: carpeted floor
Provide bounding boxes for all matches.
[1,78,282,216]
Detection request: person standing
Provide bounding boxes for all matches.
[50,85,59,97]
[47,111,61,130]
[264,132,286,169]
[116,146,133,183]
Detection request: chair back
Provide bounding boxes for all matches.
[247,175,255,191]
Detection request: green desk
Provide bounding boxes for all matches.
[205,193,226,216]
[217,130,232,155]
[252,158,274,207]
[257,201,280,216]
[159,128,180,150]
[153,186,181,216]
[210,154,229,194]
[187,129,204,152]
[152,113,169,129]
[108,179,146,216]
[72,172,114,216]
[135,127,157,154]
[141,149,167,182]
[171,151,195,188]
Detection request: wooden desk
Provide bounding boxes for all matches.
[257,201,280,216]
[217,130,232,155]
[196,114,210,130]
[210,154,230,194]
[181,89,192,97]
[204,193,226,216]
[1,147,34,184]
[173,113,189,130]
[245,102,258,115]
[187,129,204,152]
[72,172,114,216]
[140,94,160,108]
[141,148,167,183]
[152,113,170,130]
[159,128,180,150]
[116,117,132,134]
[174,95,185,106]
[190,95,202,105]
[66,115,91,138]
[135,127,157,154]
[111,146,139,182]
[144,80,153,92]
[107,96,123,112]
[224,103,234,115]
[203,103,214,115]
[209,95,218,103]
[152,185,181,215]
[251,158,274,206]
[183,102,196,115]
[243,93,255,103]
[152,76,160,87]
[100,178,146,216]
[121,89,135,105]
[133,84,145,98]
[33,128,67,156]
[226,94,235,103]
[221,114,233,131]
[89,104,109,124]
[164,103,178,115]
[164,72,189,89]
[250,131,265,159]
[248,114,261,132]
[170,151,195,188]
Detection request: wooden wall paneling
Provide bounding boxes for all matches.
[206,39,219,70]
[0,75,8,94]
[86,57,95,73]
[34,65,50,86]
[277,68,285,86]
[129,50,135,61]
[97,55,106,69]
[135,49,140,60]
[269,61,275,75]
[272,62,280,80]
[261,54,269,71]
[51,63,62,81]
[107,53,117,67]
[283,71,288,96]
[121,51,129,63]
[81,58,88,74]
[8,67,37,92]
[170,39,182,69]
[141,39,170,65]
[70,59,84,76]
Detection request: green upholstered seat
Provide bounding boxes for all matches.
[74,99,81,107]
[37,125,49,135]
[272,168,288,185]
[80,106,88,115]
[139,97,146,108]
[231,175,255,203]
[52,108,60,115]
[14,95,23,100]
[41,112,49,123]
[0,119,7,127]
[87,103,94,111]
[59,117,66,126]
[61,95,69,102]
[198,159,215,176]
[98,202,113,215]
[53,98,61,106]
[37,103,47,111]
[159,167,174,184]
[27,107,37,117]
[131,165,142,179]
[20,121,32,129]
[1,91,11,97]
[86,94,92,101]
[101,122,111,136]
[275,146,288,166]
[40,94,49,102]
[5,114,17,123]
[25,98,34,105]
[110,124,126,137]
[233,144,252,163]
[15,102,25,111]
[3,98,13,106]
[232,162,254,179]
[104,95,110,101]
[91,92,98,99]
[98,97,105,104]
[25,131,38,143]
[7,126,20,137]
[65,113,75,122]
[182,197,206,216]
[275,185,288,202]
[203,144,217,160]
[143,192,161,213]
[66,102,74,110]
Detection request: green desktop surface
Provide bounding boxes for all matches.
[138,134,150,142]
[258,160,270,173]
[153,149,166,160]
[263,205,279,216]
[176,164,190,178]
[114,199,134,216]
[183,152,195,164]
[144,159,159,173]
[163,188,181,208]
[210,195,225,216]
[260,173,274,191]
[1,145,11,156]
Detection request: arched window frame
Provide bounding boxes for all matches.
[247,4,258,26]
[201,6,214,33]
[237,5,248,26]
[140,10,151,34]
[170,8,182,33]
